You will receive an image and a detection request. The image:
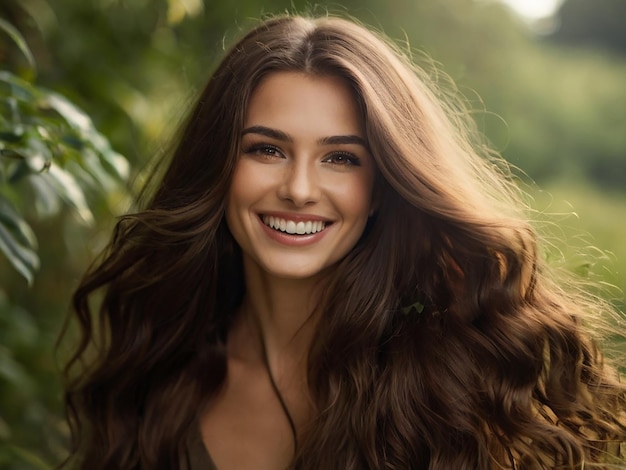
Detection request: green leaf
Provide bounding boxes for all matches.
[0,18,36,74]
[42,92,93,133]
[44,165,94,224]
[0,72,37,101]
[0,95,23,129]
[26,175,62,218]
[78,148,118,190]
[401,300,425,315]
[0,129,25,143]
[0,196,37,248]
[6,158,32,184]
[98,147,130,181]
[61,134,85,150]
[21,136,53,172]
[0,222,39,285]
[1,138,52,183]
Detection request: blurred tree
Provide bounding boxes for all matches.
[551,0,626,56]
[0,11,129,467]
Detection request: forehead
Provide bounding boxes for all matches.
[244,72,364,137]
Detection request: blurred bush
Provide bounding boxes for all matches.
[0,12,129,467]
[551,0,626,55]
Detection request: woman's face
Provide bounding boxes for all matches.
[226,72,376,281]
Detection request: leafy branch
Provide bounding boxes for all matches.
[0,19,129,285]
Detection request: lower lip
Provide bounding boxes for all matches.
[258,217,331,246]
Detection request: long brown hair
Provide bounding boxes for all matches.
[60,14,626,469]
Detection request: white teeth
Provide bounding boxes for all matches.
[262,216,326,235]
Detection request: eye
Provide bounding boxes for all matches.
[243,143,284,160]
[323,152,361,166]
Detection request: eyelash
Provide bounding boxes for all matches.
[243,144,283,158]
[243,144,361,166]
[323,152,361,166]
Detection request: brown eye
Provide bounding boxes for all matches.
[244,144,284,159]
[323,152,361,166]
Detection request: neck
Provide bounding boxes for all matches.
[228,258,325,373]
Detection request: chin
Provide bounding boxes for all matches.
[256,257,334,281]
[265,267,326,281]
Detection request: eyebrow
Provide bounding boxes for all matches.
[241,125,368,148]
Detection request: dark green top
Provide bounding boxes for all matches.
[182,426,217,470]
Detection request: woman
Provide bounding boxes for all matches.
[61,14,626,469]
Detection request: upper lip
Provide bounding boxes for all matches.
[258,211,332,223]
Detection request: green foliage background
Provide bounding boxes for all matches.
[0,0,624,467]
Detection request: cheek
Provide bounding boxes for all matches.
[228,163,252,202]
[227,162,264,212]
[225,165,253,233]
[333,175,375,220]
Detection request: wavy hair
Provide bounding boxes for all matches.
[60,14,626,469]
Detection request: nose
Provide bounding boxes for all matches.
[277,158,320,207]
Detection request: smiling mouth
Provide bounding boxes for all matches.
[261,215,328,235]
